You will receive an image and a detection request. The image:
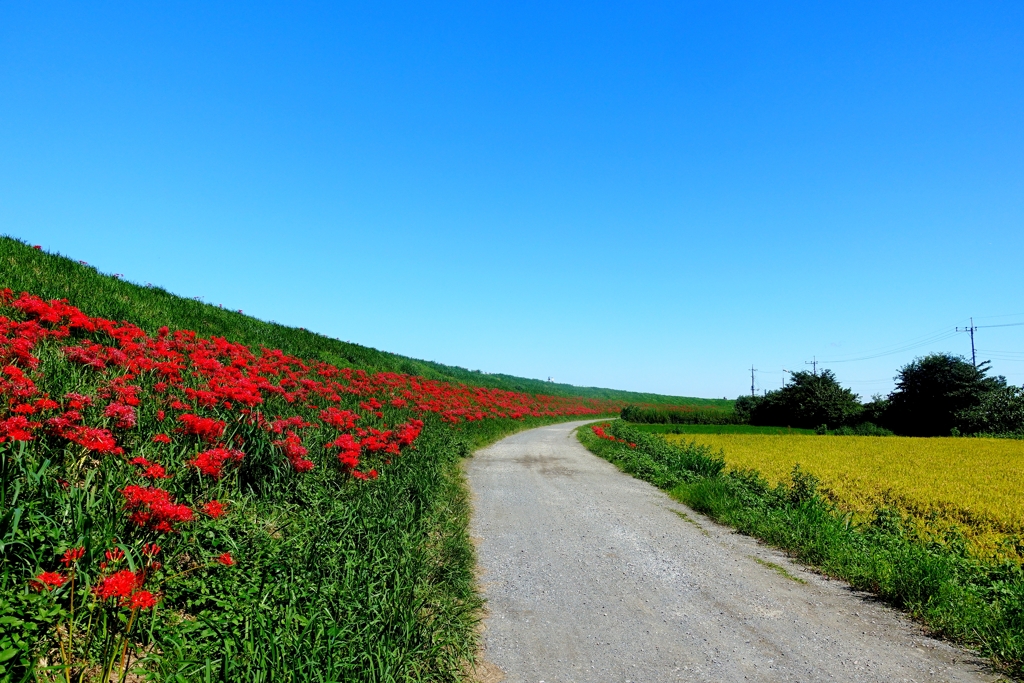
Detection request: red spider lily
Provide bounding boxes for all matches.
[217,552,234,566]
[268,415,313,434]
[274,431,314,472]
[130,456,169,478]
[142,463,170,479]
[128,590,158,609]
[31,571,66,591]
[396,419,423,447]
[188,447,243,479]
[61,546,86,567]
[64,392,93,410]
[33,397,60,412]
[105,547,126,563]
[319,407,359,430]
[202,500,226,518]
[151,433,172,444]
[103,402,137,429]
[61,425,121,454]
[0,415,40,441]
[93,570,140,601]
[143,543,161,556]
[590,424,637,448]
[326,433,361,469]
[121,485,193,532]
[177,413,226,442]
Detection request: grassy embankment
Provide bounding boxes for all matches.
[2,238,699,682]
[578,421,1024,678]
[0,237,712,408]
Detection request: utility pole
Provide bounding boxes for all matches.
[750,365,757,398]
[956,318,978,368]
[805,356,818,375]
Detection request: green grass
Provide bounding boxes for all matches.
[577,421,1024,679]
[749,556,807,584]
[0,236,713,407]
[628,424,815,435]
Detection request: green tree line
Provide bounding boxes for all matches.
[732,355,1024,436]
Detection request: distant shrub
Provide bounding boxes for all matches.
[620,404,740,425]
[817,422,894,436]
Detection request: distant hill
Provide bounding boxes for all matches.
[0,235,730,407]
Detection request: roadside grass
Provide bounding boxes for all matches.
[667,509,710,537]
[749,556,807,584]
[577,421,1024,678]
[628,424,814,436]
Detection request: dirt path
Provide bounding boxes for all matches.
[465,420,998,683]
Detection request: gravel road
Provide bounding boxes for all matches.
[465,420,998,683]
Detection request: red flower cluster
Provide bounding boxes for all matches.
[104,401,137,429]
[93,569,140,600]
[178,413,226,442]
[31,571,66,591]
[202,500,226,518]
[131,456,171,480]
[274,431,314,472]
[0,291,630,476]
[188,447,244,479]
[121,485,193,532]
[591,423,636,449]
[61,546,86,567]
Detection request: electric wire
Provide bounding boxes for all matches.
[821,330,961,363]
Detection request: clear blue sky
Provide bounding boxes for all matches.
[2,2,1022,399]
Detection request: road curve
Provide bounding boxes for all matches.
[466,420,996,683]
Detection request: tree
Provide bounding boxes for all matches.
[885,354,1005,436]
[957,385,1024,435]
[732,394,760,423]
[749,370,861,429]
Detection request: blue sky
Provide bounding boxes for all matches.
[2,1,1022,399]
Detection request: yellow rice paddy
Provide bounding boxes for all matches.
[664,433,1024,559]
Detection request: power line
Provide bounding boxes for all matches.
[977,321,1024,329]
[978,348,1024,357]
[750,365,757,398]
[821,330,960,363]
[805,356,818,374]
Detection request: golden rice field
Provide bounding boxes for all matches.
[665,433,1024,560]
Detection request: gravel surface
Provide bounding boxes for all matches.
[466,420,999,683]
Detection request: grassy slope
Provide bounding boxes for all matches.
[0,236,725,407]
